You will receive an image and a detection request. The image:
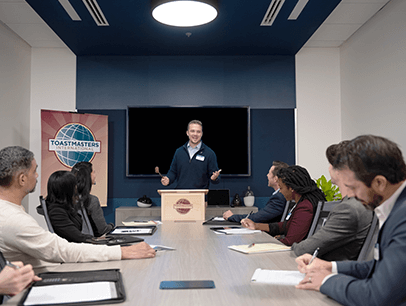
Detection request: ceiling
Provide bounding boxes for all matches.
[0,0,391,56]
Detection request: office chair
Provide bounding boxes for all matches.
[38,196,95,236]
[306,200,341,238]
[37,196,54,233]
[77,204,94,236]
[357,214,379,262]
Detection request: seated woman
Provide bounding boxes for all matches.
[46,171,93,243]
[71,162,114,237]
[241,165,326,246]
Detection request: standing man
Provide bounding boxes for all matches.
[161,120,221,189]
[0,146,156,269]
[296,135,406,306]
[223,161,288,223]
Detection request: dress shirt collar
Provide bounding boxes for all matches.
[187,142,201,159]
[375,179,406,228]
[187,141,201,151]
[272,188,280,195]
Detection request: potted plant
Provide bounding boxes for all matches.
[316,175,342,201]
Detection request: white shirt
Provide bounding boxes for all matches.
[187,142,202,159]
[0,199,121,269]
[374,179,406,228]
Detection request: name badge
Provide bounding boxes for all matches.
[196,155,205,161]
[374,243,379,261]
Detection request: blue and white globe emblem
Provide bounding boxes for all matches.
[54,123,96,168]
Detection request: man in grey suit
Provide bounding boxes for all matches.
[296,135,406,306]
[291,162,373,261]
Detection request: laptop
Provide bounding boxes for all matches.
[207,189,230,206]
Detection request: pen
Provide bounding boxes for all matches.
[309,247,319,265]
[248,243,255,248]
[246,210,253,219]
[6,261,20,270]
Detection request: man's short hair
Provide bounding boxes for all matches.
[187,120,203,131]
[0,146,34,187]
[330,135,406,187]
[272,161,289,176]
[326,140,350,168]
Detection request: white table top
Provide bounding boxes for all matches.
[8,221,339,306]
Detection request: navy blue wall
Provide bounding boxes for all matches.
[76,56,295,109]
[76,55,296,224]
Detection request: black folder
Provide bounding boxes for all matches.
[88,235,144,245]
[203,216,240,226]
[18,269,125,306]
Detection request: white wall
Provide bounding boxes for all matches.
[0,22,31,210]
[295,48,342,180]
[0,21,76,226]
[28,47,77,226]
[340,0,406,154]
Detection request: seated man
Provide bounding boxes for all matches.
[291,160,373,261]
[0,252,40,303]
[296,135,406,305]
[223,161,288,223]
[0,146,156,269]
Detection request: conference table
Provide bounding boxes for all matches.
[9,220,340,306]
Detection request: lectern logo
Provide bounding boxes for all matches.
[174,199,193,215]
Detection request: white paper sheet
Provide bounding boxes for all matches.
[122,220,162,226]
[111,228,152,234]
[150,245,176,251]
[251,268,305,286]
[24,281,117,305]
[216,228,261,235]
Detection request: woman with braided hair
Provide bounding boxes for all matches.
[241,165,326,246]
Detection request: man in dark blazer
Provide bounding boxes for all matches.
[223,161,288,223]
[296,135,406,306]
[291,164,373,261]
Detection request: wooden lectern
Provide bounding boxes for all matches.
[158,189,208,221]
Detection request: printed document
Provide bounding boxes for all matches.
[251,268,305,286]
[23,281,117,305]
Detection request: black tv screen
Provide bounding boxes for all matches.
[127,106,250,177]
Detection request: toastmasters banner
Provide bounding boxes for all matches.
[41,110,108,206]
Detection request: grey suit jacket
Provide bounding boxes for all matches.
[291,197,373,261]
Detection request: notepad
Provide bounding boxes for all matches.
[213,228,261,235]
[19,269,125,306]
[122,220,159,226]
[151,245,176,251]
[251,268,305,286]
[212,217,226,221]
[110,228,153,235]
[23,281,117,305]
[228,243,291,254]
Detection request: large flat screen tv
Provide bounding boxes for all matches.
[127,106,250,177]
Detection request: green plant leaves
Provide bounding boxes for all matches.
[316,175,342,201]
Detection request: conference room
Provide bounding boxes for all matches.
[0,0,405,305]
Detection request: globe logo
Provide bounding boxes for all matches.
[51,123,99,168]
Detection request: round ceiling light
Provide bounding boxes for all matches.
[151,0,218,27]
